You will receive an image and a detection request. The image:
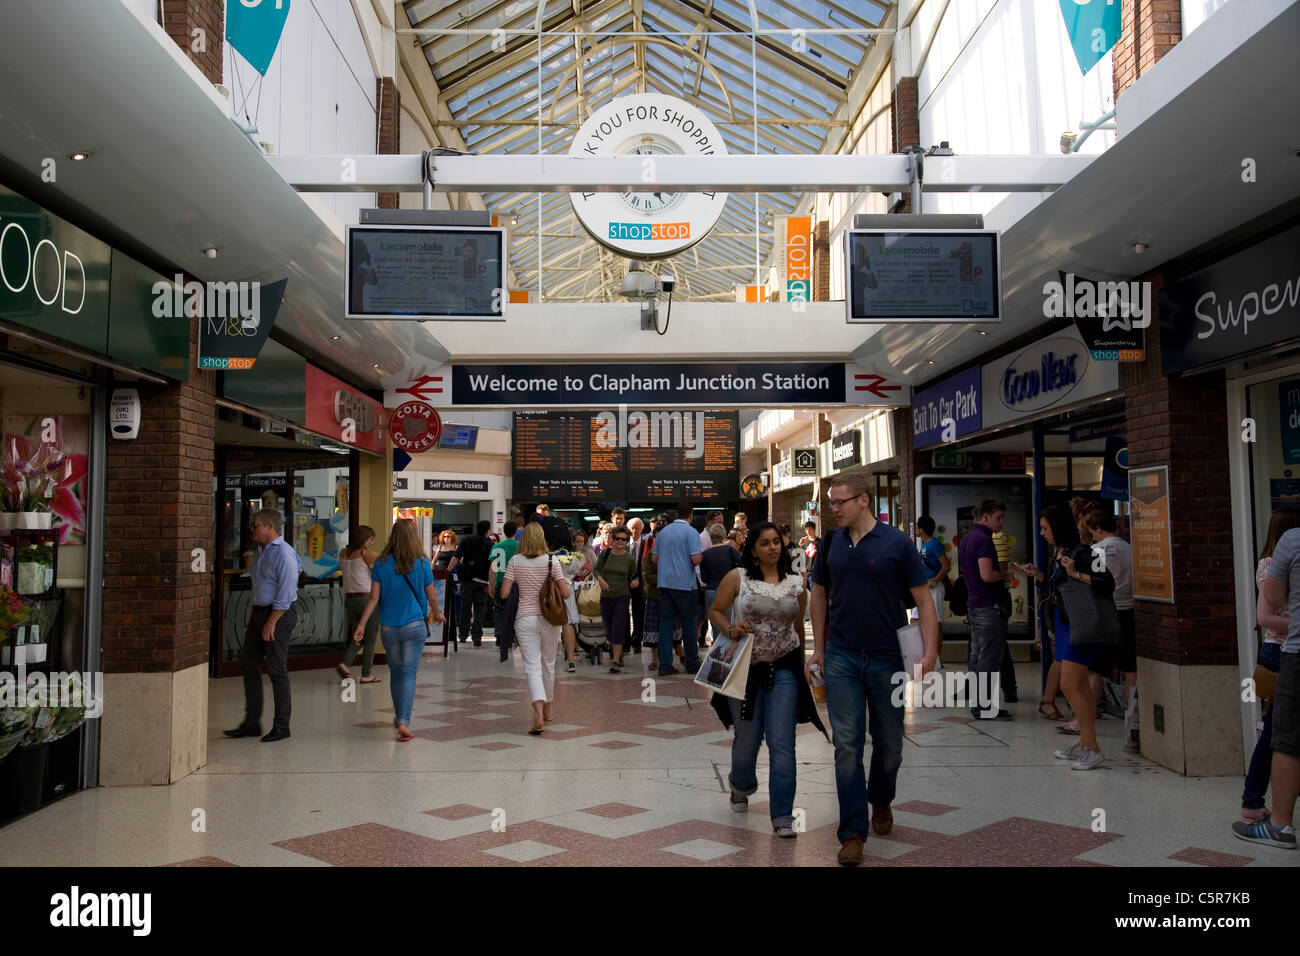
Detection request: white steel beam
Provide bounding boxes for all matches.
[266,152,1098,194]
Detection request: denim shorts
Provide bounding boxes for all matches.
[1272,652,1300,757]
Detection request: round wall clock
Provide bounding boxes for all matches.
[568,93,729,259]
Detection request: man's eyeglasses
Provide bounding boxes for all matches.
[828,494,864,508]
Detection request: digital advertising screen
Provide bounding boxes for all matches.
[846,229,1001,322]
[345,224,505,320]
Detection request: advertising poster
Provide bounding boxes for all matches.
[1100,435,1129,501]
[847,231,999,321]
[1280,378,1300,465]
[346,226,503,319]
[3,415,89,546]
[1129,466,1174,603]
[916,475,1033,636]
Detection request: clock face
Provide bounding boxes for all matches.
[620,143,678,215]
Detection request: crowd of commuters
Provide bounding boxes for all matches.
[227,481,1300,860]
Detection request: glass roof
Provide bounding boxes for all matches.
[402,0,892,300]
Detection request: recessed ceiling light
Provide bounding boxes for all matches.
[67,151,91,161]
[331,335,341,341]
[373,364,382,370]
[977,329,989,335]
[927,360,937,365]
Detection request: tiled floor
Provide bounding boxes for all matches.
[2,640,1296,867]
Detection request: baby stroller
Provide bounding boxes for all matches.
[572,580,609,665]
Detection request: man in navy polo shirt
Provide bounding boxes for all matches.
[958,499,1013,720]
[809,474,940,866]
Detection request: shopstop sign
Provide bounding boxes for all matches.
[389,401,441,453]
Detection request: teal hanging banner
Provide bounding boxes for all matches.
[1058,0,1122,75]
[226,0,291,76]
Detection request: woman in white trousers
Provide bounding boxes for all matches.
[501,522,571,735]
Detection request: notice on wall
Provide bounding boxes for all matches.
[1129,466,1174,603]
[1280,378,1300,465]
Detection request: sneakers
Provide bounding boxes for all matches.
[837,835,864,866]
[729,790,748,813]
[1054,743,1084,761]
[567,661,576,673]
[1231,817,1296,849]
[773,823,797,838]
[1070,746,1105,771]
[1241,807,1271,821]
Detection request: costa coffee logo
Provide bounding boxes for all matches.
[388,401,441,452]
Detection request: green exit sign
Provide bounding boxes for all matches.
[933,451,966,468]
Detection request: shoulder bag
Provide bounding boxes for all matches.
[539,554,569,626]
[1056,575,1121,645]
[402,562,432,638]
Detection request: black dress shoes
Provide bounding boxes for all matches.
[223,726,261,738]
[261,728,291,742]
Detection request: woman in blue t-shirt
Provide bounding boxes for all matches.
[354,519,443,742]
[915,516,950,625]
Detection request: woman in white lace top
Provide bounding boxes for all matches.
[708,521,825,838]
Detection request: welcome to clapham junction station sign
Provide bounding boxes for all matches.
[384,363,909,408]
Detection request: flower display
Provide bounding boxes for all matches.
[0,707,34,761]
[0,585,29,639]
[20,673,86,747]
[2,431,87,545]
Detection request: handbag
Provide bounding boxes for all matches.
[576,580,602,619]
[1056,576,1121,645]
[402,568,432,639]
[1253,663,1278,702]
[538,554,569,626]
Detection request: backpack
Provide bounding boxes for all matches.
[538,553,568,626]
[947,575,969,616]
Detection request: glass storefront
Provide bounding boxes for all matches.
[213,409,357,675]
[0,361,101,825]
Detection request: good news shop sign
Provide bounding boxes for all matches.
[981,327,1119,430]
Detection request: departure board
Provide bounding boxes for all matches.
[512,411,739,502]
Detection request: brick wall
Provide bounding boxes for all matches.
[162,0,225,85]
[102,311,217,674]
[891,77,920,213]
[377,77,401,209]
[1113,0,1182,102]
[812,220,830,301]
[1122,279,1236,667]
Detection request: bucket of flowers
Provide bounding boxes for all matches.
[2,434,83,533]
[20,672,86,748]
[0,707,35,762]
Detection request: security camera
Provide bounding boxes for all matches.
[660,274,675,294]
[1059,130,1078,154]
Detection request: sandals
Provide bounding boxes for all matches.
[1057,723,1081,735]
[359,676,381,684]
[336,664,351,680]
[396,723,413,742]
[1038,701,1067,721]
[528,725,544,736]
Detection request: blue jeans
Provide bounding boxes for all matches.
[704,587,731,641]
[658,588,700,670]
[383,621,427,726]
[824,644,906,843]
[728,668,798,827]
[1243,641,1282,809]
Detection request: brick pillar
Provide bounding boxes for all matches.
[1122,276,1240,775]
[1113,0,1182,102]
[101,309,217,785]
[891,76,920,213]
[891,406,929,531]
[812,220,831,301]
[162,0,225,84]
[377,77,401,209]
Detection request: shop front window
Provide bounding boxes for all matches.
[0,379,96,821]
[1247,373,1300,548]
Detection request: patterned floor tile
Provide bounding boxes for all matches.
[485,840,568,863]
[578,803,650,819]
[661,838,746,861]
[425,804,495,821]
[472,742,524,751]
[274,823,471,866]
[1167,847,1254,867]
[162,856,238,866]
[894,800,959,816]
[589,740,641,749]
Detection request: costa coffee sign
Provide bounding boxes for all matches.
[389,401,442,453]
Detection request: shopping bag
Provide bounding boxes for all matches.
[693,632,754,700]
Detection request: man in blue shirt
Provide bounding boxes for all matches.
[809,474,939,866]
[651,501,703,676]
[957,499,1013,721]
[225,509,302,742]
